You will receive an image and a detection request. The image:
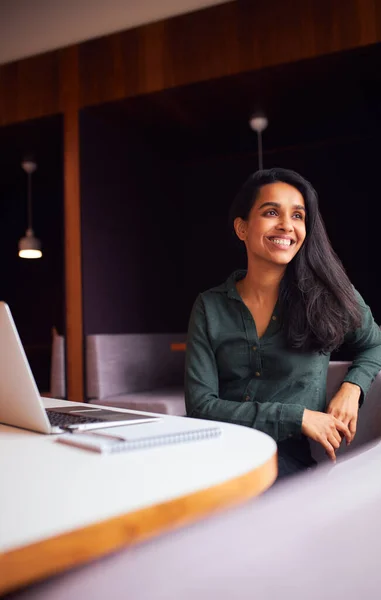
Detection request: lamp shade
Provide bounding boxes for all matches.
[18,228,42,259]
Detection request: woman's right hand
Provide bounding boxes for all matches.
[301,408,351,462]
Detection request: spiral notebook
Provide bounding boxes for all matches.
[57,426,222,454]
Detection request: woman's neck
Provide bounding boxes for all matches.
[238,259,285,304]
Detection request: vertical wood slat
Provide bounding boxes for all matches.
[0,52,60,126]
[373,0,381,40]
[60,47,84,402]
[0,62,19,125]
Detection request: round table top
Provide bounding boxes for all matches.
[0,398,277,595]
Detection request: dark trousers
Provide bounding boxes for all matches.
[276,437,317,480]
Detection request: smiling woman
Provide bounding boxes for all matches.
[185,168,381,482]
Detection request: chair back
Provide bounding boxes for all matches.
[311,361,381,462]
[50,328,66,398]
[86,333,186,400]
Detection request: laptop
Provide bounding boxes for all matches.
[0,302,159,434]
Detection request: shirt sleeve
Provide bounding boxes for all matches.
[342,289,381,401]
[185,295,305,442]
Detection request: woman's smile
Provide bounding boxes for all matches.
[265,236,295,250]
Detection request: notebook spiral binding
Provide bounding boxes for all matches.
[109,426,222,453]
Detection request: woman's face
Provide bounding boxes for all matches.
[234,182,307,267]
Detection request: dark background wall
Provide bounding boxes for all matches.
[0,115,65,390]
[80,110,184,335]
[79,116,380,340]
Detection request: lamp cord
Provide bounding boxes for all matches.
[27,172,33,231]
[257,130,263,170]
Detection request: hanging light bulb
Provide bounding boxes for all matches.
[18,160,42,259]
[249,114,269,170]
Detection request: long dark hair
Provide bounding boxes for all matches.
[229,168,362,353]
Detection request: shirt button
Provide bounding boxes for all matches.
[272,315,277,321]
[255,371,261,377]
[252,346,257,351]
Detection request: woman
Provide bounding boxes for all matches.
[185,168,381,479]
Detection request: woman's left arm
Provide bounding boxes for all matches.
[327,290,381,442]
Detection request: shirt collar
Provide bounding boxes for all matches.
[223,270,280,323]
[225,270,247,300]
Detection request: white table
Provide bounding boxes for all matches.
[0,399,277,594]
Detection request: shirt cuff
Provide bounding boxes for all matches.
[342,372,368,406]
[279,404,305,440]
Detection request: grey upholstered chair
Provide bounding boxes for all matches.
[49,328,66,399]
[86,333,186,415]
[310,362,381,462]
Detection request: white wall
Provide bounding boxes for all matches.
[0,0,232,65]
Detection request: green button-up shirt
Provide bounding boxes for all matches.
[185,271,381,442]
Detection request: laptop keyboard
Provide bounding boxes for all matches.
[46,410,101,427]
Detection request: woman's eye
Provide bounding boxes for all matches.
[263,209,304,219]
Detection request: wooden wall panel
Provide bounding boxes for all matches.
[139,21,169,94]
[164,2,240,88]
[112,28,142,98]
[79,36,126,107]
[0,0,380,124]
[310,0,378,56]
[77,0,381,109]
[60,47,84,402]
[374,0,381,40]
[237,0,319,70]
[0,63,18,126]
[0,52,61,126]
[78,2,242,105]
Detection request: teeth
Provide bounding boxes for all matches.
[269,238,292,246]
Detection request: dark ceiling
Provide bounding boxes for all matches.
[86,42,381,160]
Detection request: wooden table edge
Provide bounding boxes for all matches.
[0,452,277,595]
